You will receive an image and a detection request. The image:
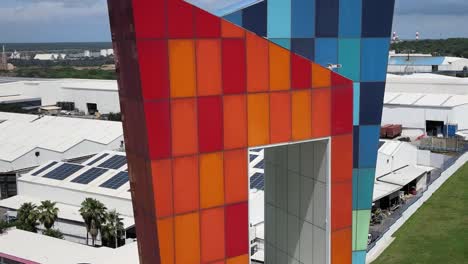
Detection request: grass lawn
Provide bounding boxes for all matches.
[373,162,468,264]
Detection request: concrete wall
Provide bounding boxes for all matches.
[382,106,453,130]
[376,143,418,177]
[18,181,133,217]
[263,140,329,264]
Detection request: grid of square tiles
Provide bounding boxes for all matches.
[108,0,355,263]
[225,0,395,262]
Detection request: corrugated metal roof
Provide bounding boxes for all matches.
[385,92,468,107]
[0,112,123,162]
[389,93,424,105]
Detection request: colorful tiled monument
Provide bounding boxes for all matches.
[107,0,395,263]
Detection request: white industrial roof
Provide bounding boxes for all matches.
[377,166,426,186]
[385,92,468,107]
[372,181,401,201]
[0,95,40,104]
[0,112,123,163]
[378,140,402,156]
[61,80,118,91]
[387,73,468,84]
[0,229,138,264]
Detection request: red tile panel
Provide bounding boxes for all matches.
[331,182,353,230]
[144,101,171,159]
[225,202,249,257]
[198,96,223,153]
[222,39,247,94]
[137,40,169,100]
[291,54,312,89]
[331,134,353,183]
[201,207,225,262]
[195,8,221,38]
[167,0,194,38]
[132,0,166,39]
[331,84,353,135]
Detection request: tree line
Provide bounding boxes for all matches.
[391,38,468,58]
[0,198,125,248]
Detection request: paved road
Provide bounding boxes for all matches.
[0,77,55,84]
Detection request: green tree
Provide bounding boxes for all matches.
[79,198,107,246]
[42,228,64,239]
[16,202,39,233]
[0,220,14,234]
[37,200,59,230]
[101,209,125,248]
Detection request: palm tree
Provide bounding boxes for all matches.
[101,209,125,248]
[37,200,59,230]
[79,198,107,246]
[16,202,39,233]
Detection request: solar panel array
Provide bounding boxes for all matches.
[71,167,108,184]
[43,163,84,180]
[99,171,129,189]
[87,153,109,166]
[249,154,258,162]
[97,155,127,169]
[32,161,58,176]
[254,159,265,169]
[250,172,264,191]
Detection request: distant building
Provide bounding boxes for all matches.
[100,49,114,57]
[0,151,134,246]
[83,50,101,58]
[383,73,468,140]
[388,53,468,74]
[0,79,121,114]
[9,50,20,59]
[33,53,67,61]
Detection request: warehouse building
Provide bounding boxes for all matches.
[388,53,468,74]
[383,73,468,140]
[0,112,123,173]
[0,151,134,245]
[0,79,120,115]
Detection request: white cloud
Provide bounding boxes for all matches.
[393,14,468,39]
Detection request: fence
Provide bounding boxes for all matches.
[419,137,466,153]
[367,146,468,254]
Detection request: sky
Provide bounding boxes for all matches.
[0,0,467,43]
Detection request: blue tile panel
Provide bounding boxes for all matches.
[223,1,396,263]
